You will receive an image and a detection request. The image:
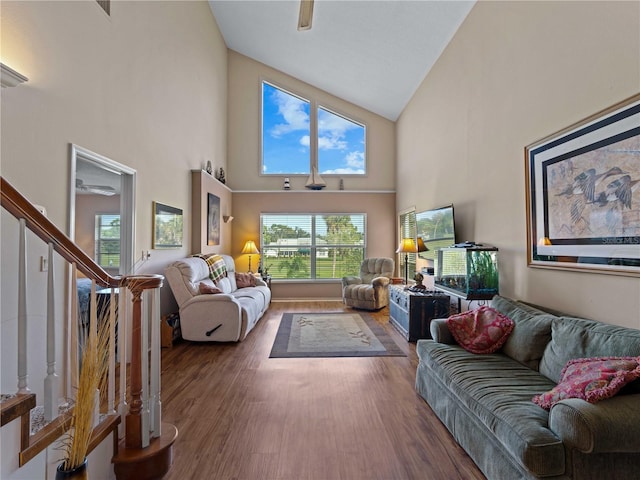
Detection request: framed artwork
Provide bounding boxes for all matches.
[153,202,183,249]
[207,193,220,246]
[525,93,640,276]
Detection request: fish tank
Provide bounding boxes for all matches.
[434,245,499,300]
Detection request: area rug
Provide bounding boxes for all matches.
[269,312,406,358]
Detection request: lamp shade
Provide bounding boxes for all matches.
[416,237,429,252]
[241,240,260,255]
[396,238,418,254]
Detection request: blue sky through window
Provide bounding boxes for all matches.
[262,82,366,175]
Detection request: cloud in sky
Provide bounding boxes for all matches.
[269,89,309,137]
[321,151,365,174]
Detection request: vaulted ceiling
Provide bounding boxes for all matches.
[209,0,475,121]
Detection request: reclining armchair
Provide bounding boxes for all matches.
[342,257,395,310]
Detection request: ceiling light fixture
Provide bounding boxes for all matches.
[297,0,314,31]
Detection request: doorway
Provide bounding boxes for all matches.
[69,144,136,275]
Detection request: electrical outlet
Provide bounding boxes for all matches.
[142,250,151,260]
[40,256,48,272]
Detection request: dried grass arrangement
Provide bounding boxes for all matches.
[57,306,113,473]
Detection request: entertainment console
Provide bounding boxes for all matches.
[388,284,450,342]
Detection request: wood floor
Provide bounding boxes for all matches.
[160,301,485,480]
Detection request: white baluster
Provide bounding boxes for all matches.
[69,264,79,395]
[44,243,58,421]
[118,287,128,438]
[17,219,29,394]
[108,287,116,413]
[149,287,161,438]
[141,290,150,447]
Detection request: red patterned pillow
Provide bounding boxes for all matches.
[533,356,640,410]
[198,282,222,295]
[446,306,514,354]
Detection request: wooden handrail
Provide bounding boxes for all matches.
[1,177,118,288]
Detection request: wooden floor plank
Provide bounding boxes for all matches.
[161,301,485,480]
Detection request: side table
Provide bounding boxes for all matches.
[389,284,450,342]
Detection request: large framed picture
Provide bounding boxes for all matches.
[207,193,220,246]
[152,202,183,249]
[525,93,640,276]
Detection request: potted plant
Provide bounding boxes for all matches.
[56,315,111,479]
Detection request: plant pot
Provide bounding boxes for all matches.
[56,458,88,480]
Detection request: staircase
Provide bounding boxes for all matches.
[0,177,177,479]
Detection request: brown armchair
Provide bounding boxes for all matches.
[341,257,395,310]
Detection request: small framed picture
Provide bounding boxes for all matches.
[152,202,183,249]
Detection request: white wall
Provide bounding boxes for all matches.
[1,1,227,478]
[397,0,640,328]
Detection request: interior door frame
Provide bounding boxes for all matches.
[69,144,136,275]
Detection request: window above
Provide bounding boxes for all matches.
[261,81,366,176]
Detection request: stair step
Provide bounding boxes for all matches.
[1,393,36,427]
[112,422,178,480]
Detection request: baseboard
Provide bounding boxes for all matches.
[272,297,343,303]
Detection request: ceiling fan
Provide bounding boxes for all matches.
[298,0,314,31]
[76,178,116,196]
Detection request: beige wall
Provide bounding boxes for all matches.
[397,1,640,328]
[1,1,228,316]
[233,191,396,299]
[227,51,396,191]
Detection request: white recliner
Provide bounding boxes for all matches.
[341,257,395,310]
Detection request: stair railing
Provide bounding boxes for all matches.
[1,176,165,465]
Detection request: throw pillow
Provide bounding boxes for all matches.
[446,306,515,354]
[532,356,640,410]
[198,282,222,295]
[235,272,256,289]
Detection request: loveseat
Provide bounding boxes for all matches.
[415,294,640,480]
[165,254,271,342]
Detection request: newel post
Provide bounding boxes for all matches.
[122,275,163,449]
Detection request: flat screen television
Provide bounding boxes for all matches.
[416,204,457,273]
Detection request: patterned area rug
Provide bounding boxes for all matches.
[269,312,406,358]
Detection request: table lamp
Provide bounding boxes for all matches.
[396,238,418,285]
[241,240,260,273]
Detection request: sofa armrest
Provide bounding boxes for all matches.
[430,319,455,344]
[549,394,640,453]
[371,276,390,288]
[342,276,362,287]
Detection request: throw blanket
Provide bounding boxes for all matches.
[193,254,227,283]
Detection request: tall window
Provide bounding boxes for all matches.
[262,81,366,176]
[95,214,120,270]
[260,214,366,280]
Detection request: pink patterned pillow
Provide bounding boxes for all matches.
[446,306,514,354]
[532,356,640,410]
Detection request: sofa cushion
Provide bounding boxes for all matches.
[492,295,555,371]
[533,356,640,410]
[539,317,640,383]
[447,306,514,354]
[416,340,564,476]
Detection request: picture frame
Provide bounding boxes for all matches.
[207,193,220,246]
[525,93,640,276]
[152,202,183,249]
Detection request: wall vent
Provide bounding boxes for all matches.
[96,0,110,16]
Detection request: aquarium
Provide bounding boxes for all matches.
[434,246,499,300]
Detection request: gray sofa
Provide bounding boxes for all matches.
[415,295,640,480]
